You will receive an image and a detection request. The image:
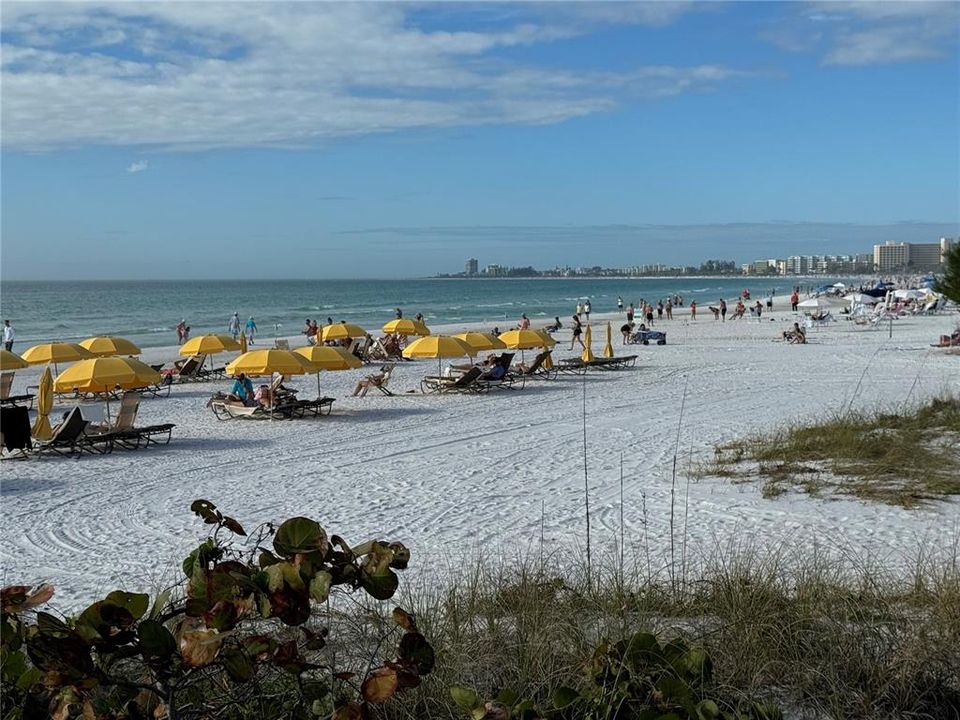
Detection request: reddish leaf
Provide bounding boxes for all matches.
[332,702,364,720]
[2,584,54,614]
[362,666,399,704]
[177,621,222,668]
[392,607,417,633]
[221,516,247,536]
[334,671,356,681]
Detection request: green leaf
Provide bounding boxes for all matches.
[398,632,435,675]
[450,686,481,711]
[553,686,580,709]
[104,591,150,620]
[137,620,177,661]
[149,589,172,621]
[696,699,720,720]
[223,647,254,682]
[273,517,329,558]
[309,571,332,604]
[360,568,398,600]
[495,689,520,706]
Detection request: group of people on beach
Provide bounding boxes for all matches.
[228,313,257,344]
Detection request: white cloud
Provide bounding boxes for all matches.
[762,1,959,65]
[126,160,148,174]
[0,2,747,151]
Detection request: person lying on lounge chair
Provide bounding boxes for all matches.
[544,317,562,332]
[481,363,507,381]
[352,367,389,396]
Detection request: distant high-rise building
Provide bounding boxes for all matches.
[465,257,478,276]
[874,242,910,271]
[873,240,951,271]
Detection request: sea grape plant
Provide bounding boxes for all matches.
[0,500,433,720]
[451,631,781,720]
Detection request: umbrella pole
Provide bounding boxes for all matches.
[316,372,321,399]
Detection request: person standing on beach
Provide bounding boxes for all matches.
[665,299,673,320]
[626,303,634,323]
[584,300,592,321]
[519,313,530,330]
[245,316,257,345]
[229,312,241,341]
[645,303,654,326]
[395,308,403,319]
[617,296,623,311]
[575,301,583,321]
[790,289,799,312]
[176,319,187,345]
[3,320,14,351]
[657,300,664,320]
[690,300,697,320]
[569,315,584,350]
[719,299,727,322]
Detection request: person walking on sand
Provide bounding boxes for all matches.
[626,303,634,323]
[665,299,673,320]
[228,312,241,341]
[617,296,623,311]
[690,300,697,320]
[519,313,530,330]
[569,315,584,350]
[176,319,187,345]
[245,316,257,345]
[575,301,583,321]
[3,320,14,351]
[719,299,727,322]
[657,300,664,321]
[790,289,799,312]
[584,299,592,321]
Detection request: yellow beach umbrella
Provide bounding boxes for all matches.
[239,331,248,354]
[54,357,160,393]
[453,332,506,355]
[581,325,596,362]
[382,318,430,337]
[294,345,362,371]
[603,321,614,358]
[533,329,557,349]
[321,323,368,343]
[294,345,362,396]
[402,335,474,374]
[498,329,553,350]
[225,349,312,378]
[31,366,53,441]
[179,334,242,357]
[22,342,94,367]
[0,349,28,371]
[80,336,142,357]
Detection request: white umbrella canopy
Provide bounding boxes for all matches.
[894,289,928,300]
[797,297,838,310]
[846,293,880,305]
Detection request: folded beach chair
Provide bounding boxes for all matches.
[274,339,290,350]
[421,366,483,394]
[0,372,35,408]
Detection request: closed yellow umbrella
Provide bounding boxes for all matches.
[453,332,506,355]
[321,323,368,343]
[225,350,312,378]
[402,335,474,374]
[179,334,241,357]
[581,325,596,362]
[80,336,142,357]
[603,321,614,358]
[31,366,53,441]
[0,349,28,371]
[239,331,248,354]
[294,345,363,397]
[382,319,430,337]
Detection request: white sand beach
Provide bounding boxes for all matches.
[2,301,958,609]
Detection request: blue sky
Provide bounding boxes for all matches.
[2,1,958,279]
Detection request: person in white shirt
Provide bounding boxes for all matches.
[3,320,14,351]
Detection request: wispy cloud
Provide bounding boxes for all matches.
[762,1,959,65]
[0,3,750,151]
[126,160,148,174]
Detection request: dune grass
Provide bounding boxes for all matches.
[699,396,960,507]
[374,544,960,720]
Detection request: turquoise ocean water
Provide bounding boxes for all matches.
[0,277,860,349]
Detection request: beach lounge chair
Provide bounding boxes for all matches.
[0,405,33,457]
[32,407,111,457]
[289,397,336,417]
[421,366,484,394]
[87,392,176,449]
[513,351,558,380]
[208,394,297,420]
[586,355,638,370]
[274,339,290,350]
[0,372,34,407]
[557,358,589,375]
[357,364,395,397]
